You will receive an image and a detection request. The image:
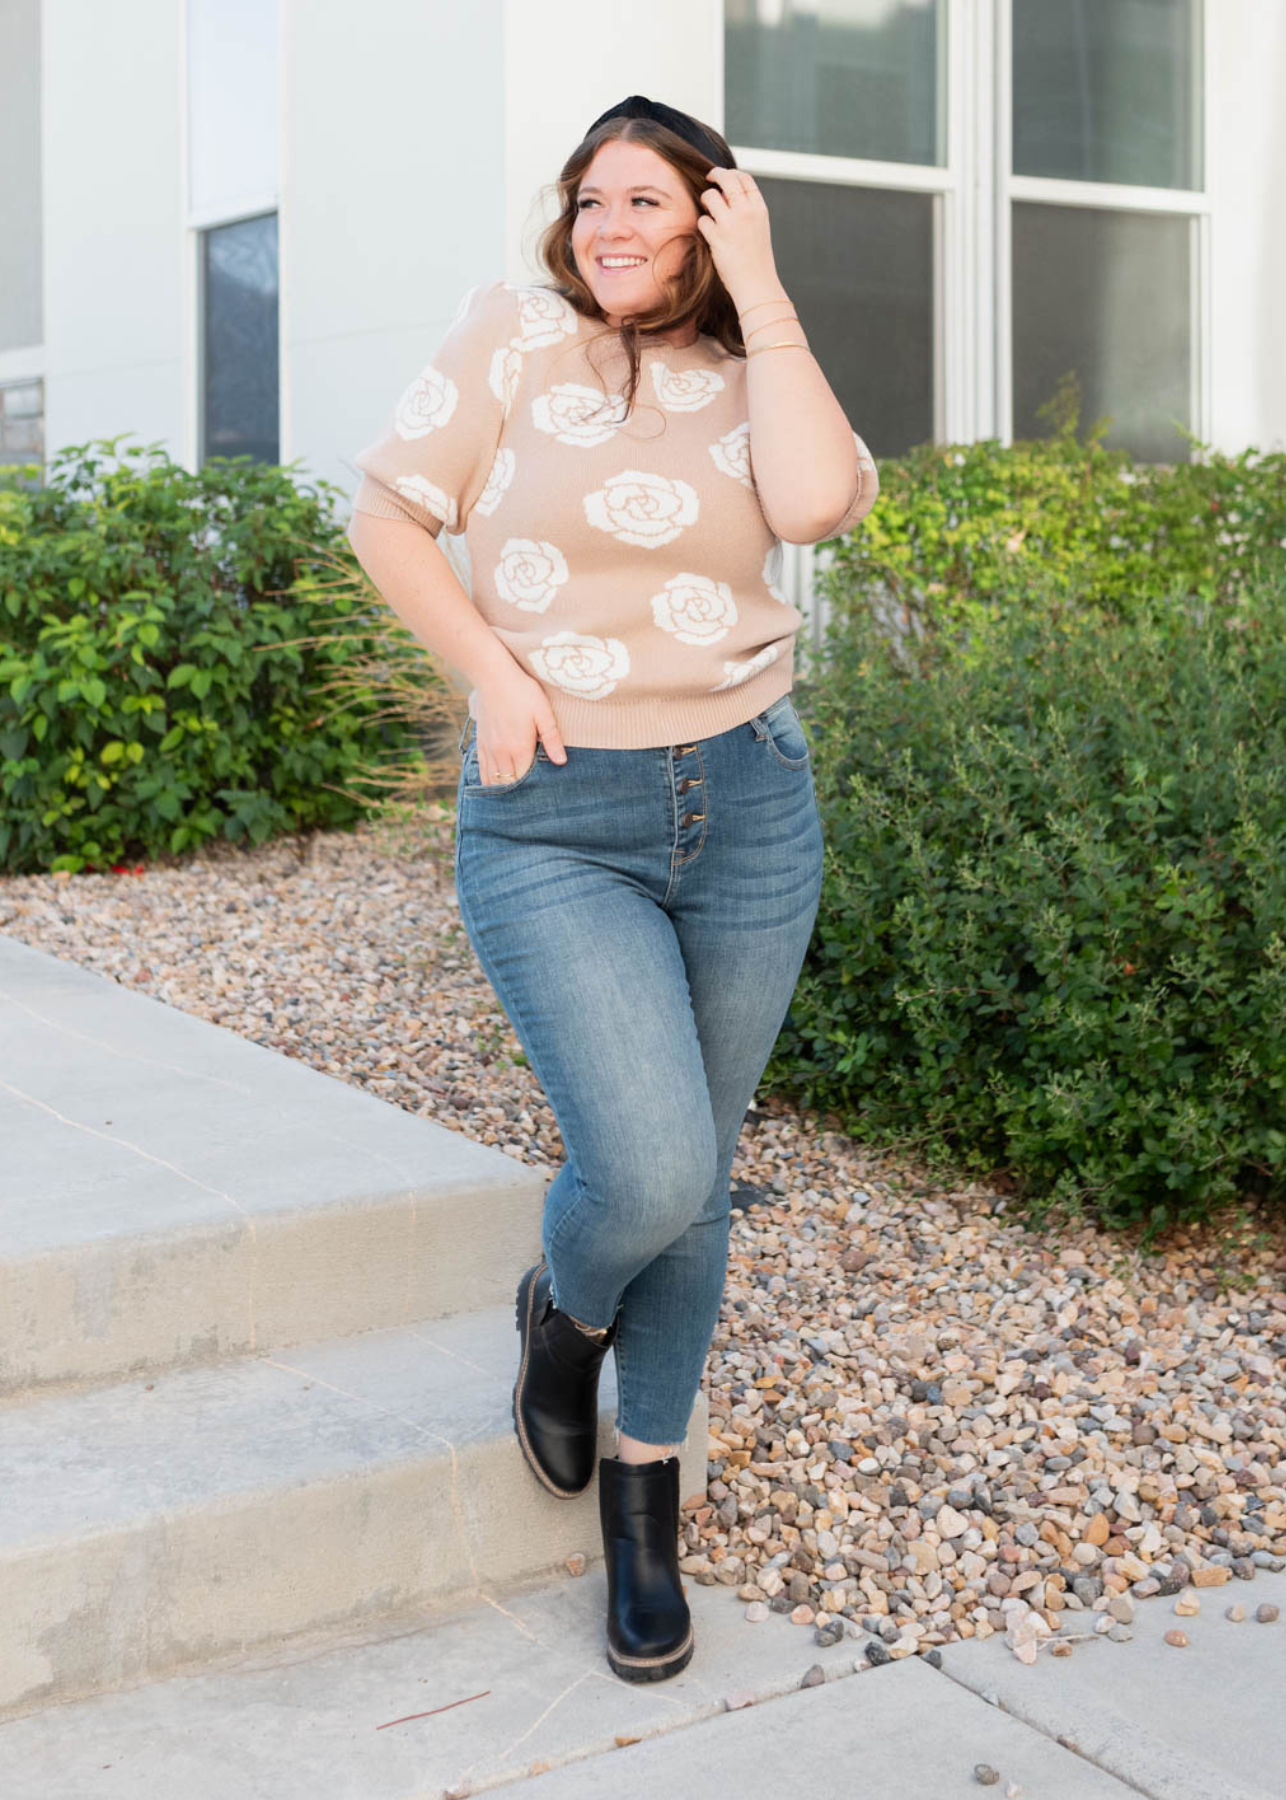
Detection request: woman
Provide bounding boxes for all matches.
[347,94,878,1684]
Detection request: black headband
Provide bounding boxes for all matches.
[583,94,726,167]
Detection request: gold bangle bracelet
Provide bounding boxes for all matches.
[746,340,811,358]
[738,297,795,320]
[743,314,799,343]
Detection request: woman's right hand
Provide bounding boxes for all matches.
[471,669,568,785]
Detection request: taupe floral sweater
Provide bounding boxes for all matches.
[350,278,878,748]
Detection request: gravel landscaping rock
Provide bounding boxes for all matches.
[5,819,1286,1662]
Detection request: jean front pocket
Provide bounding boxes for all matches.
[460,732,550,795]
[751,695,811,771]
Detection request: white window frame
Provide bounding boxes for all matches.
[715,0,1211,648]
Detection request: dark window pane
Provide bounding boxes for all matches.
[725,0,944,167]
[1012,201,1191,462]
[756,176,934,458]
[1013,0,1202,190]
[201,212,279,466]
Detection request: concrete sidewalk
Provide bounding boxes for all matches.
[1,1558,1281,1799]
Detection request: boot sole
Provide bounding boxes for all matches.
[606,1621,695,1683]
[512,1258,592,1500]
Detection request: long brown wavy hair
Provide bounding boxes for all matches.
[535,112,749,418]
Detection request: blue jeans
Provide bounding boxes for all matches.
[453,694,825,1445]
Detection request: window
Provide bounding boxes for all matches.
[1007,0,1205,463]
[1011,203,1191,462]
[186,0,280,468]
[0,379,43,474]
[723,0,947,488]
[721,0,950,632]
[200,214,280,465]
[1011,0,1202,191]
[723,0,1207,472]
[753,176,935,458]
[725,0,946,167]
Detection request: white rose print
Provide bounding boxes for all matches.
[583,470,699,549]
[763,539,788,603]
[392,474,458,531]
[474,447,515,517]
[530,631,629,701]
[507,285,580,351]
[709,643,781,691]
[708,420,754,488]
[494,538,569,612]
[650,361,725,413]
[394,366,459,442]
[532,383,627,447]
[651,573,738,647]
[489,344,524,414]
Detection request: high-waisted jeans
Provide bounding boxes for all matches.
[452,692,825,1446]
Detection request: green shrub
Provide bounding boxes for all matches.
[0,437,434,873]
[772,572,1286,1243]
[817,382,1286,648]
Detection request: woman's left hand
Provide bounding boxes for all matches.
[695,167,780,304]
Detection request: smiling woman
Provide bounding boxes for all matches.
[346,90,878,1693]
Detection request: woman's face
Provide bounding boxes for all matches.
[570,139,701,331]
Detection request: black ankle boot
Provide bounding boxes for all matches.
[513,1258,616,1498]
[598,1453,694,1682]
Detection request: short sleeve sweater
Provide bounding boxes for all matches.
[350,278,878,749]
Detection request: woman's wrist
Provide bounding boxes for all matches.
[735,279,792,321]
[743,313,801,343]
[469,637,535,698]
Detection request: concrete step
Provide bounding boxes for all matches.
[0,1559,1147,1800]
[0,933,548,1397]
[0,1300,709,1720]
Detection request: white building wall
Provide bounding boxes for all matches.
[1206,0,1286,454]
[40,0,186,466]
[0,0,43,355]
[287,0,507,502]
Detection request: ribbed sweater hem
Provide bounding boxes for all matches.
[467,658,798,750]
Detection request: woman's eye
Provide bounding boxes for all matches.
[576,197,657,209]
